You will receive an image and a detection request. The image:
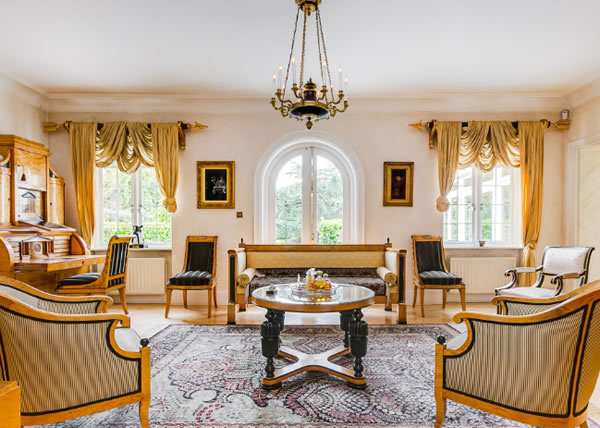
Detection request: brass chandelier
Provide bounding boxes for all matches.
[271,0,348,130]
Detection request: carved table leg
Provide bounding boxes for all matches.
[348,308,368,389]
[261,308,282,390]
[340,310,353,348]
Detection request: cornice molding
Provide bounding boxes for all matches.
[0,72,49,111]
[565,75,600,109]
[47,92,564,114]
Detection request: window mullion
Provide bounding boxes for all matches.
[132,170,141,227]
[474,168,481,243]
[301,149,313,244]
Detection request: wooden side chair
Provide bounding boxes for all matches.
[165,235,217,318]
[411,235,466,317]
[56,235,133,314]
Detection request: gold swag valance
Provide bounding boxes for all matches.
[69,121,183,246]
[430,120,546,283]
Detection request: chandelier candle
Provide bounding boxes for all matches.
[270,0,349,130]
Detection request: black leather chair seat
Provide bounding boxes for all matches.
[168,271,212,286]
[419,271,463,285]
[59,272,101,286]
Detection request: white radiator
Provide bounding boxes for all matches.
[125,258,166,295]
[450,257,516,293]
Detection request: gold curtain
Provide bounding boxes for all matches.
[69,122,98,247]
[96,122,153,173]
[151,123,181,213]
[431,121,462,212]
[458,121,519,171]
[518,121,546,284]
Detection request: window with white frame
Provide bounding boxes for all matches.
[95,164,171,248]
[443,165,519,246]
[274,147,346,244]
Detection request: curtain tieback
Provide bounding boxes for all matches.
[436,196,450,212]
[525,241,538,251]
[163,197,177,213]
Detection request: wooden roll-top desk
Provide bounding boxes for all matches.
[0,135,103,292]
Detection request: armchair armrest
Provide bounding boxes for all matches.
[376,266,397,284]
[549,270,587,296]
[495,266,543,292]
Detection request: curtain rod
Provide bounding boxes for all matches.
[409,119,570,132]
[42,120,208,133]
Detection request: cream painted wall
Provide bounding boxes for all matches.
[566,95,600,283]
[48,104,565,306]
[0,73,48,145]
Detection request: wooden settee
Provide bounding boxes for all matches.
[227,243,407,324]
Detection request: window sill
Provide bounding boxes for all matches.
[444,244,523,250]
[91,247,172,252]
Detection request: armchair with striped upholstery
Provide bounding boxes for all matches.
[435,279,600,428]
[0,276,150,427]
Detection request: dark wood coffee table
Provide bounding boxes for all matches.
[252,283,375,390]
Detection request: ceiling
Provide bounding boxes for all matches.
[1,0,600,98]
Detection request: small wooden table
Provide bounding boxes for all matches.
[252,284,375,390]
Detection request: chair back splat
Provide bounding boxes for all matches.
[415,240,446,272]
[186,241,215,272]
[108,240,130,286]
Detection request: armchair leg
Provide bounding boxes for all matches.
[183,290,188,309]
[412,285,417,308]
[207,288,213,318]
[118,287,129,314]
[581,422,588,428]
[139,396,150,428]
[459,287,466,311]
[165,288,173,318]
[434,396,446,428]
[442,289,447,308]
[420,288,425,317]
[213,285,218,309]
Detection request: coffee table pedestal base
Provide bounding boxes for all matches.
[262,345,366,390]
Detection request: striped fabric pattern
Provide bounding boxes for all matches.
[186,242,214,272]
[504,301,561,316]
[0,308,140,414]
[575,301,600,414]
[415,241,444,273]
[419,271,463,285]
[0,285,99,314]
[109,242,130,277]
[168,271,212,286]
[444,310,585,416]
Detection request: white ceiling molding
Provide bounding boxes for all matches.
[47,93,564,114]
[565,75,600,109]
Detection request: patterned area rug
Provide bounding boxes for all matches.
[40,324,599,428]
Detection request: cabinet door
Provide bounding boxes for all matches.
[0,168,11,224]
[47,177,65,224]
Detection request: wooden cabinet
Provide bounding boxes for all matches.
[48,170,65,225]
[0,381,21,427]
[0,135,65,226]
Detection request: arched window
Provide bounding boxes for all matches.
[256,133,364,244]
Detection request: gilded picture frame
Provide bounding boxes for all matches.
[197,161,235,209]
[383,162,414,206]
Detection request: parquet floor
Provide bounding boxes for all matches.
[109,301,600,422]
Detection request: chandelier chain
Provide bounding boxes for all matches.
[316,6,325,92]
[316,9,333,102]
[300,6,308,87]
[284,6,301,100]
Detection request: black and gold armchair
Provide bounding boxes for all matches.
[56,235,133,314]
[411,235,466,317]
[495,245,594,298]
[435,279,600,428]
[165,235,218,318]
[0,276,150,427]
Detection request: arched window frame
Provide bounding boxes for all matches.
[255,131,364,244]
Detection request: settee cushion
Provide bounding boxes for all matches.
[419,271,463,285]
[248,267,386,296]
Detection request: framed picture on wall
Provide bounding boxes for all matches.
[383,162,414,206]
[197,161,235,209]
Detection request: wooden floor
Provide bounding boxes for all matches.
[109,301,600,422]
